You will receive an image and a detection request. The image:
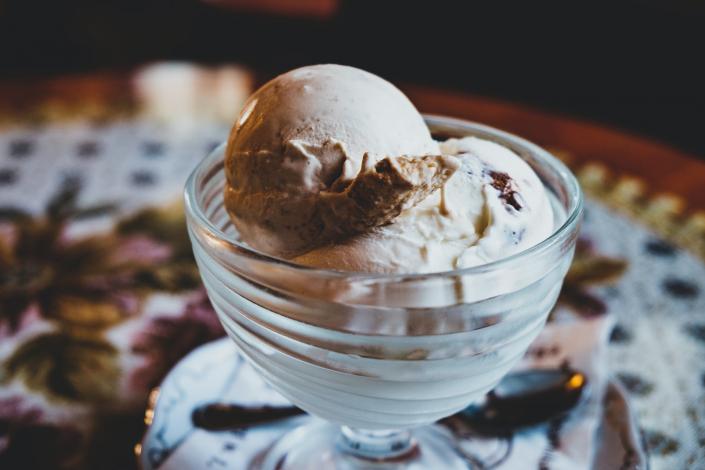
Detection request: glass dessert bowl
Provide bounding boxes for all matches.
[184,116,583,469]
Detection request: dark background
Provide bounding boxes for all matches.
[1,0,703,157]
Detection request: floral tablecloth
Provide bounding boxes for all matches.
[1,64,704,469]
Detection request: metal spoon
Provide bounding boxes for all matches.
[442,368,588,436]
[191,368,588,435]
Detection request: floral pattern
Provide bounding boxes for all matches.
[0,179,223,469]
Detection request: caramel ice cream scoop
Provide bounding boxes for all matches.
[224,64,441,257]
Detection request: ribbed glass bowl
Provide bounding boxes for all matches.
[184,115,582,469]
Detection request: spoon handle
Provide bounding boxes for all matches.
[192,404,304,431]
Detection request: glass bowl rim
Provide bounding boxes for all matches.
[184,114,583,281]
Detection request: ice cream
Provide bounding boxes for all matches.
[198,65,576,436]
[224,64,442,257]
[224,64,554,273]
[295,137,554,273]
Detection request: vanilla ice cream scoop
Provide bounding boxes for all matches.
[294,137,554,273]
[224,64,440,257]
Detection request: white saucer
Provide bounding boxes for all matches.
[139,338,647,469]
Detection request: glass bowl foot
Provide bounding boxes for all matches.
[259,420,470,469]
